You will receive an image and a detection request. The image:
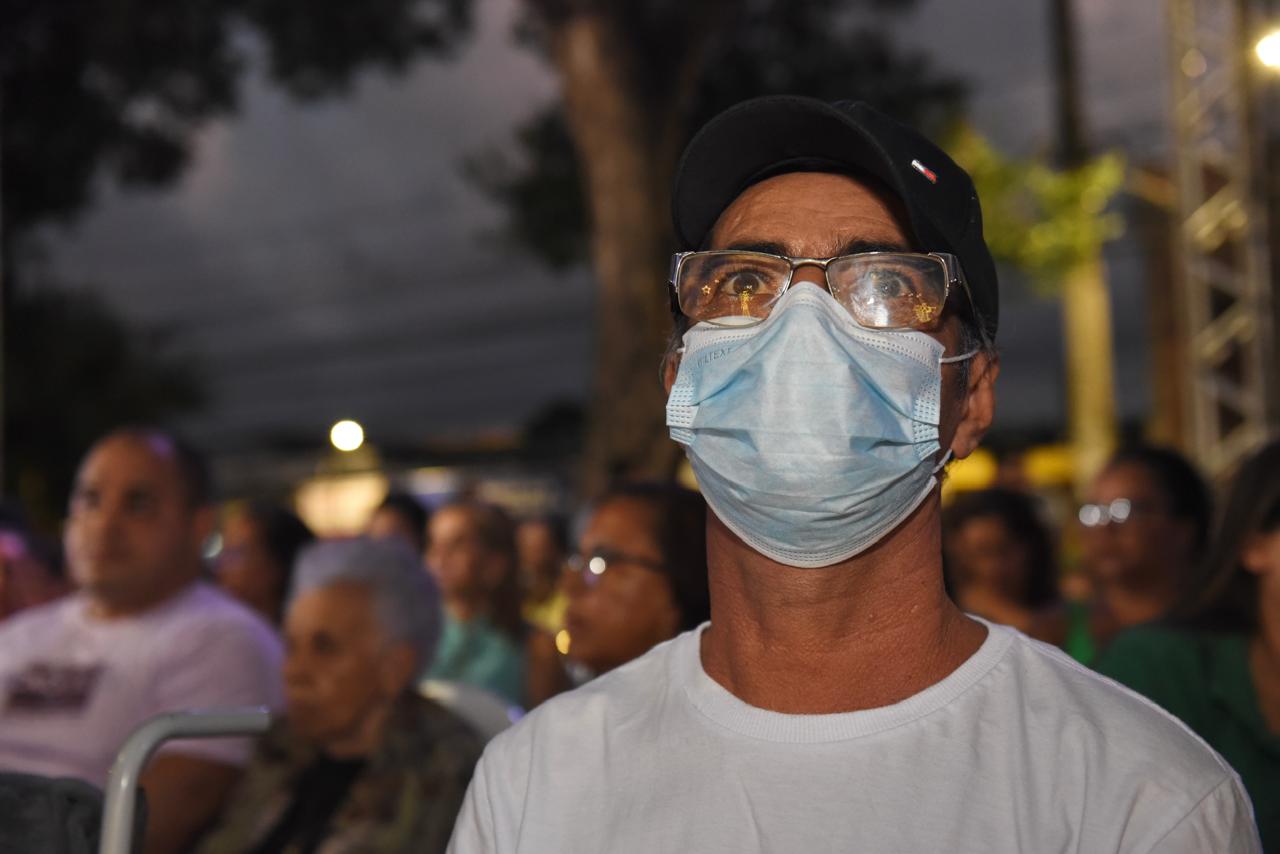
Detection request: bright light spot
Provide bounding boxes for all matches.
[1078,504,1102,527]
[1258,31,1280,68]
[554,629,572,655]
[330,419,365,452]
[588,556,607,575]
[1109,498,1132,524]
[1180,48,1207,78]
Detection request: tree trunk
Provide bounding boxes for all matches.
[548,14,686,496]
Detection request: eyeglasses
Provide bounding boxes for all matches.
[669,249,974,331]
[565,549,665,589]
[1078,498,1163,528]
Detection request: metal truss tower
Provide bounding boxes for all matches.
[1168,0,1277,479]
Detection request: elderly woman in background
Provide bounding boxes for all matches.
[1096,438,1280,851]
[196,538,482,854]
[559,483,711,678]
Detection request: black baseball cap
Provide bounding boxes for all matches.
[671,95,999,340]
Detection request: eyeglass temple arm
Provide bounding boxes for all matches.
[668,252,693,317]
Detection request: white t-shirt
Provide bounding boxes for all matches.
[0,582,282,786]
[449,621,1261,853]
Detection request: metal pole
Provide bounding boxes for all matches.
[1168,0,1275,478]
[99,707,271,854]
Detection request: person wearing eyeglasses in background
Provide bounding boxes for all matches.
[1072,444,1213,664]
[448,96,1259,853]
[1093,438,1280,851]
[559,483,710,679]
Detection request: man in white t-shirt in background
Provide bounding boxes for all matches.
[449,96,1261,852]
[0,427,282,854]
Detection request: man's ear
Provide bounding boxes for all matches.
[950,352,999,460]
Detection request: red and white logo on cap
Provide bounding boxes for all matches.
[911,159,938,184]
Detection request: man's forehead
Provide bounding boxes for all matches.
[707,171,913,254]
[78,436,179,489]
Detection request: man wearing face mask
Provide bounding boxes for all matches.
[448,97,1260,852]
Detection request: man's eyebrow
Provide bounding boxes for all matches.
[835,239,913,256]
[718,240,790,255]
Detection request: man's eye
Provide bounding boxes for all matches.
[125,494,156,514]
[718,270,767,295]
[867,270,916,298]
[312,636,338,655]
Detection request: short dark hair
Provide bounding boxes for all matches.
[376,491,430,554]
[943,488,1059,609]
[519,513,570,555]
[1176,438,1280,634]
[1105,444,1212,557]
[241,501,315,592]
[97,426,213,507]
[591,482,711,631]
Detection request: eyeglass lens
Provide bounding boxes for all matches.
[676,251,949,330]
[1078,498,1133,527]
[566,553,609,586]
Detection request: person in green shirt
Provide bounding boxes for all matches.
[424,500,527,708]
[1073,444,1212,663]
[1096,438,1280,851]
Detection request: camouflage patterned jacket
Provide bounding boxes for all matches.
[194,693,483,854]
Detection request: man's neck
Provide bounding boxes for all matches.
[87,574,198,620]
[1091,574,1179,629]
[699,500,986,715]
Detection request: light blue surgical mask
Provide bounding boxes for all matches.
[666,282,975,568]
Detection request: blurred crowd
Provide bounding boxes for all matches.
[0,425,1277,851]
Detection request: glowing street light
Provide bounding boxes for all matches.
[1257,29,1280,69]
[329,419,365,452]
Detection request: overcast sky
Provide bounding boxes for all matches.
[41,0,1171,453]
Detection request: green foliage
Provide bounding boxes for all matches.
[465,106,589,270]
[4,286,206,527]
[1,0,472,238]
[946,125,1126,292]
[1,0,472,518]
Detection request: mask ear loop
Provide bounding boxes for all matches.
[933,347,979,473]
[931,449,954,475]
[939,348,979,364]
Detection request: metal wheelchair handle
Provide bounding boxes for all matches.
[99,707,271,854]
